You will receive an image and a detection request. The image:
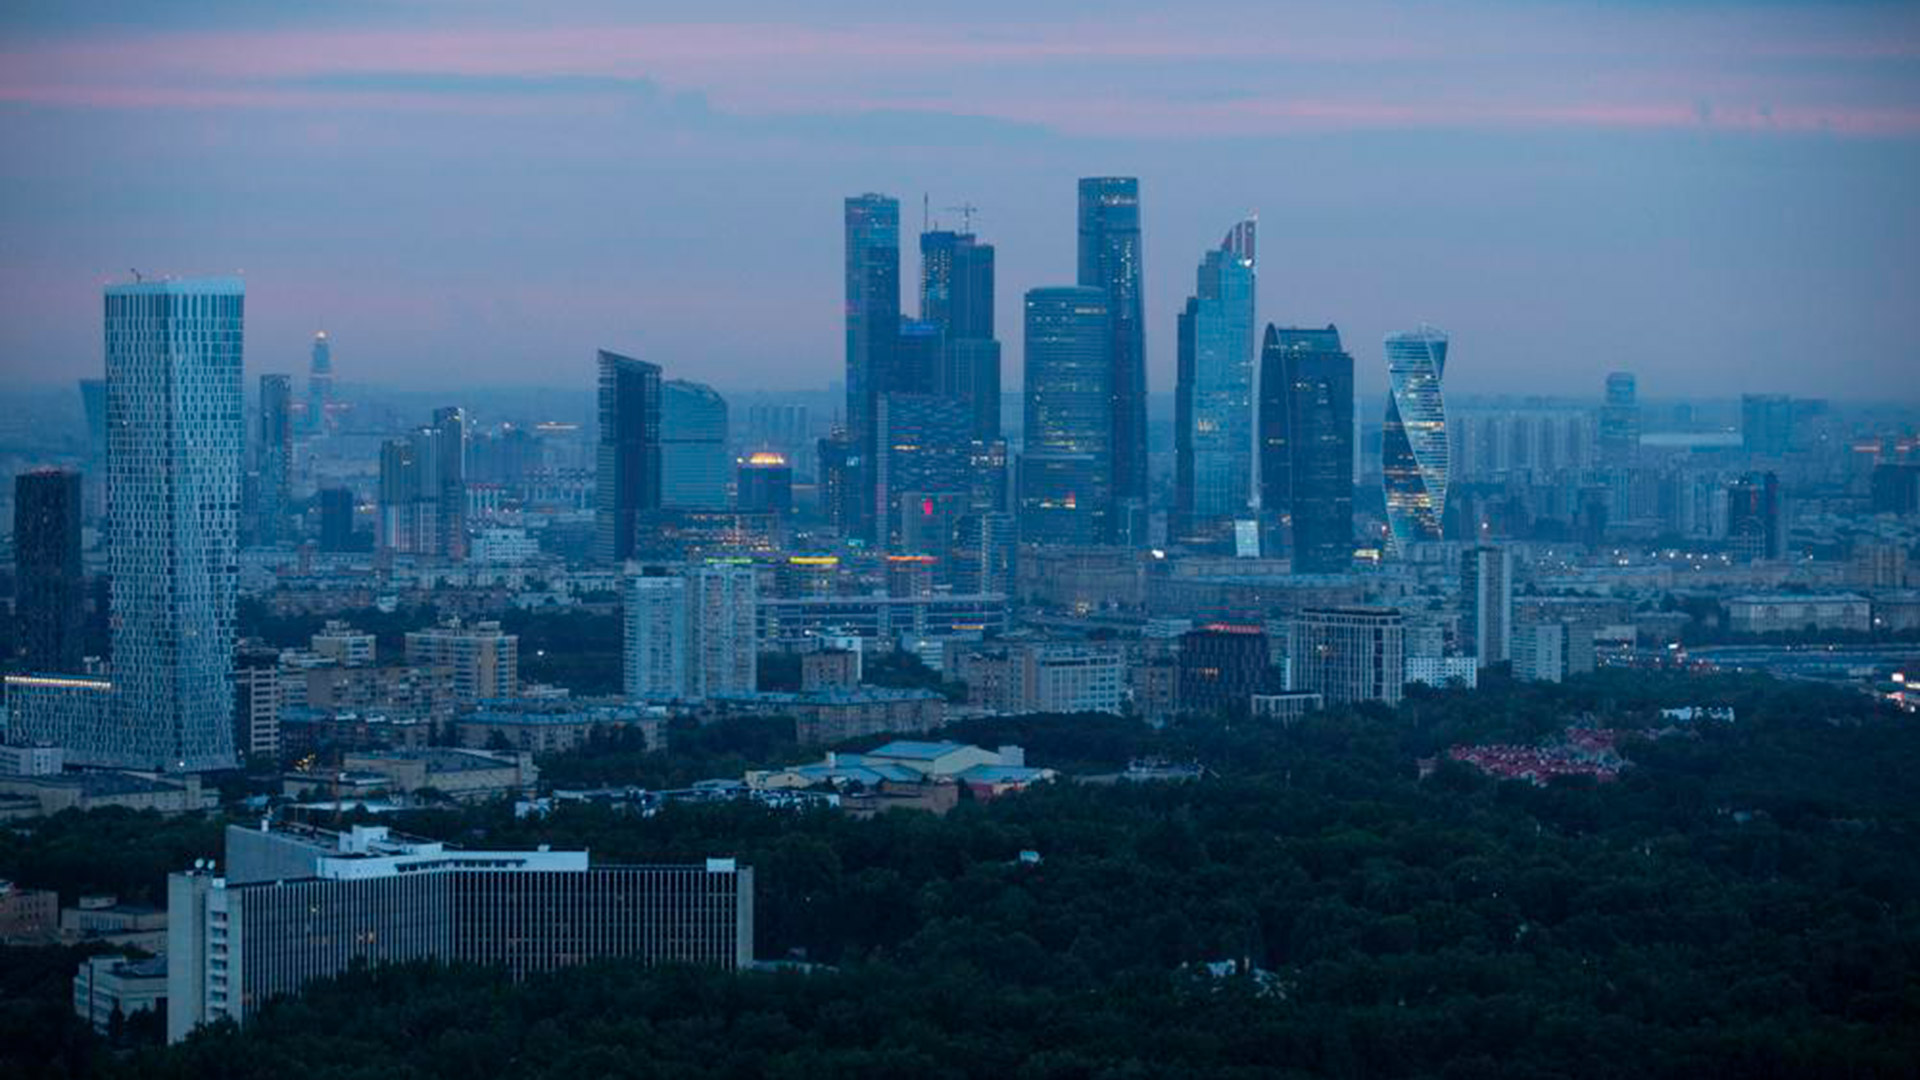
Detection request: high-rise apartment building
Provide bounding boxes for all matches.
[1599,372,1639,465]
[376,412,464,559]
[254,375,293,546]
[661,379,729,510]
[622,566,757,700]
[430,406,467,560]
[1289,607,1405,706]
[168,824,752,1042]
[1077,178,1147,524]
[404,618,518,705]
[845,193,901,542]
[106,277,245,771]
[1461,545,1513,668]
[1020,286,1113,546]
[1382,326,1451,552]
[1174,219,1257,547]
[1258,325,1354,573]
[13,468,85,674]
[594,350,662,563]
[1725,471,1784,562]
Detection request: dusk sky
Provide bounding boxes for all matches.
[2,0,1916,403]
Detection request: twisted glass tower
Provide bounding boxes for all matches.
[1381,325,1450,551]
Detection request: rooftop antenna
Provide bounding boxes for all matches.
[944,203,980,234]
[130,268,143,283]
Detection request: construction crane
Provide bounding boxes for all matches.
[944,203,981,234]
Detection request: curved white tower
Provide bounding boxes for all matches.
[1382,325,1450,551]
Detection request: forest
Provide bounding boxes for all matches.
[3,669,1917,1077]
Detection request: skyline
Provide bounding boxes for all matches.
[1,1,1917,400]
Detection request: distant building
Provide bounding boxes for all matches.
[13,468,85,674]
[233,644,283,761]
[660,379,729,510]
[1741,393,1795,456]
[623,565,757,701]
[254,373,293,545]
[1289,607,1405,705]
[1406,656,1478,689]
[1079,177,1148,521]
[951,643,1125,716]
[709,688,948,745]
[1258,325,1353,573]
[876,392,973,548]
[1726,593,1871,636]
[317,487,356,552]
[1178,624,1274,715]
[1598,372,1639,465]
[306,330,333,435]
[168,824,752,1042]
[1174,218,1257,548]
[0,880,59,941]
[1381,326,1450,552]
[106,278,245,771]
[0,770,212,818]
[844,193,901,543]
[404,618,518,705]
[457,699,662,754]
[1725,472,1784,561]
[736,451,794,515]
[1250,692,1323,723]
[594,350,662,563]
[73,954,167,1033]
[1461,546,1513,668]
[1020,286,1113,546]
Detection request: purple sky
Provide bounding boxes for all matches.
[2,0,1916,402]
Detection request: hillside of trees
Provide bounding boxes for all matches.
[5,670,1917,1077]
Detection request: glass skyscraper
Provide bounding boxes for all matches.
[1077,178,1147,525]
[13,468,85,674]
[106,277,244,771]
[919,229,994,341]
[660,379,730,510]
[844,193,901,542]
[1174,218,1257,545]
[1259,324,1354,573]
[1020,286,1112,546]
[255,374,292,546]
[306,330,332,435]
[1382,325,1451,551]
[876,392,974,548]
[594,349,662,563]
[1599,371,1639,465]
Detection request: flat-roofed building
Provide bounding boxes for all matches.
[1288,607,1406,706]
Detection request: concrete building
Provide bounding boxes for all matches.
[73,954,167,1033]
[1288,607,1406,706]
[1462,545,1513,668]
[1406,656,1479,689]
[1727,593,1872,636]
[709,688,948,745]
[404,618,518,704]
[168,823,753,1042]
[1250,692,1324,723]
[0,772,213,819]
[0,880,59,942]
[456,699,662,755]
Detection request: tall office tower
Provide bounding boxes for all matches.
[1020,287,1114,546]
[255,374,293,546]
[952,511,1017,596]
[737,451,794,515]
[430,406,467,560]
[920,228,994,339]
[1174,219,1257,546]
[404,618,518,705]
[1741,393,1795,456]
[1725,471,1784,561]
[14,468,85,673]
[1077,178,1148,525]
[232,644,282,761]
[1381,325,1451,552]
[876,392,974,547]
[1258,325,1354,573]
[816,426,857,534]
[845,193,901,542]
[78,378,108,521]
[660,380,729,510]
[106,277,244,772]
[1288,606,1406,706]
[1461,545,1513,668]
[306,330,332,435]
[689,564,758,698]
[1598,372,1639,465]
[594,350,662,563]
[969,437,1010,512]
[894,318,945,396]
[317,487,355,551]
[941,339,1003,445]
[624,574,688,701]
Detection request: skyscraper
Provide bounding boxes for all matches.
[624,574,688,701]
[377,433,433,555]
[660,380,729,510]
[1174,218,1257,546]
[318,487,355,551]
[1599,372,1639,465]
[1259,325,1354,573]
[1020,287,1113,547]
[1382,325,1451,551]
[594,350,662,563]
[1077,178,1147,524]
[1725,471,1784,561]
[430,406,467,560]
[1741,393,1795,456]
[1461,545,1513,668]
[622,566,756,701]
[845,193,901,543]
[920,228,994,340]
[895,318,944,396]
[736,452,794,516]
[306,330,332,435]
[815,426,857,534]
[78,378,108,521]
[255,374,292,545]
[14,468,84,674]
[106,277,244,772]
[876,392,974,548]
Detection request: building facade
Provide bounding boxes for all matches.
[13,468,85,674]
[1078,177,1148,525]
[1258,325,1354,573]
[1020,286,1113,546]
[1289,607,1406,706]
[1381,325,1450,552]
[594,350,663,563]
[844,193,901,542]
[1174,219,1257,547]
[661,379,729,510]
